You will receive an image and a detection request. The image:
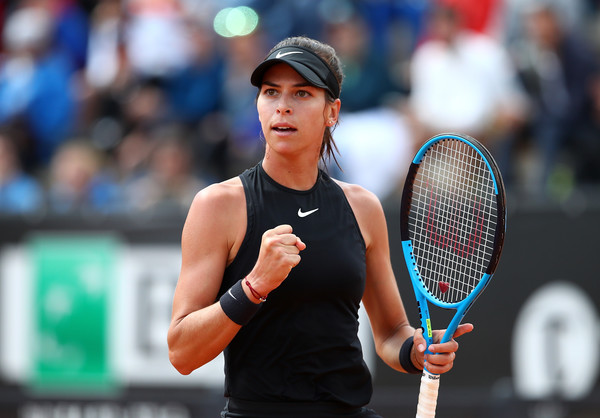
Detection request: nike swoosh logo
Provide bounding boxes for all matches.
[276,51,303,59]
[298,208,319,218]
[228,289,238,301]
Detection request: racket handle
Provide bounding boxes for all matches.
[416,370,440,418]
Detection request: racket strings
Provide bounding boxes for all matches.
[409,140,498,303]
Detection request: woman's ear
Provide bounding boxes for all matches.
[325,98,341,126]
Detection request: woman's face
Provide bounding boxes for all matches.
[256,63,339,159]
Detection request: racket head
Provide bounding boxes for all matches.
[401,133,506,309]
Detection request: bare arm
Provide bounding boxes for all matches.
[341,182,473,374]
[167,180,306,375]
[167,181,246,374]
[342,183,415,372]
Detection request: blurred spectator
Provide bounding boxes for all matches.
[332,108,414,202]
[120,77,170,131]
[254,0,324,44]
[113,126,154,188]
[123,0,193,79]
[0,0,597,212]
[123,126,207,214]
[46,139,121,214]
[81,0,129,147]
[0,5,77,167]
[437,0,503,36]
[85,0,125,93]
[50,0,91,70]
[324,13,404,112]
[509,2,600,192]
[84,0,192,145]
[221,32,268,175]
[407,3,528,153]
[362,0,429,88]
[163,19,224,125]
[503,0,585,45]
[0,129,43,214]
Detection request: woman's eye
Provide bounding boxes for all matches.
[264,88,277,96]
[296,90,310,98]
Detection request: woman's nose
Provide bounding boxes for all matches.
[276,98,292,114]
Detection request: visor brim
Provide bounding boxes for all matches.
[251,59,331,93]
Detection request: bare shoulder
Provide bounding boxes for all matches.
[333,179,383,216]
[190,177,244,214]
[183,177,246,265]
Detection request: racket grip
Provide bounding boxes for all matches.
[416,370,440,418]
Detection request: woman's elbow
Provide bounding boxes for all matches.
[169,348,195,375]
[167,327,195,375]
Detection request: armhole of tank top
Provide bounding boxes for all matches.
[332,180,367,254]
[218,171,257,297]
[232,172,255,264]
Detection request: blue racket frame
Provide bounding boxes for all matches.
[400,133,506,360]
[402,240,494,348]
[412,134,500,195]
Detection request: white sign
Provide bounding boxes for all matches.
[1,242,375,390]
[512,281,600,400]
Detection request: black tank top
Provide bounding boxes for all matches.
[218,162,372,409]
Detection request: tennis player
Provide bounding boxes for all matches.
[167,36,473,418]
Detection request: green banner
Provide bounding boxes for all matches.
[29,234,119,394]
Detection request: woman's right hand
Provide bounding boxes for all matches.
[245,224,306,300]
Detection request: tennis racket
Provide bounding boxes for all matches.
[400,133,506,418]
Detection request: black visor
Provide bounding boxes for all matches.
[250,45,340,98]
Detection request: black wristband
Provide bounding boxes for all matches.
[399,336,422,374]
[219,280,261,326]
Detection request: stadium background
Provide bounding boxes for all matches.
[0,0,599,417]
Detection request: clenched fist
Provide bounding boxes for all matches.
[243,225,306,302]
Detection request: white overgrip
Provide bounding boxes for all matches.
[416,370,440,418]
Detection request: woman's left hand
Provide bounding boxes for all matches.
[412,323,474,374]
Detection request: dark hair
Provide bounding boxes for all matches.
[266,36,344,169]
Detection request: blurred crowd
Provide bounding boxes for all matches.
[0,0,599,217]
